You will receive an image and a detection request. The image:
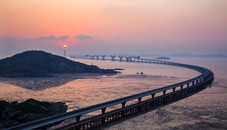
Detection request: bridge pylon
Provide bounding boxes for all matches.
[125,56,132,62]
[101,55,106,60]
[118,56,124,61]
[90,56,95,59]
[111,55,116,61]
[95,55,100,60]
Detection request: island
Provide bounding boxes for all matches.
[155,57,171,60]
[0,50,118,77]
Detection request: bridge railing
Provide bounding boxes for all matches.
[7,58,214,130]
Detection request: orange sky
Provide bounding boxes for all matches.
[0,0,227,56]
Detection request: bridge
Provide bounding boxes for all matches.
[7,55,214,130]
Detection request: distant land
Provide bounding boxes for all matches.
[0,51,117,77]
[149,53,227,58]
[155,57,170,60]
[170,53,227,58]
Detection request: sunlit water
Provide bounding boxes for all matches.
[0,57,226,129]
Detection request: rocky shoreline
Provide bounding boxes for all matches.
[0,98,67,128]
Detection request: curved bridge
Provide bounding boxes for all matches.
[8,57,214,130]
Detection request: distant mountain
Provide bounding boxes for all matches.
[0,50,117,77]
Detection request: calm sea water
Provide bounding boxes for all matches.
[0,57,199,110]
[103,57,227,130]
[0,57,226,129]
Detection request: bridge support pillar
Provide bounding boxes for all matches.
[172,88,176,92]
[152,93,155,98]
[76,115,81,122]
[187,83,190,87]
[122,102,126,108]
[101,117,105,124]
[101,108,106,114]
[91,56,95,59]
[181,85,184,90]
[137,56,140,62]
[111,55,116,61]
[121,110,125,117]
[163,90,166,95]
[138,97,142,102]
[129,57,132,62]
[125,57,132,62]
[196,80,199,84]
[96,55,99,60]
[119,56,123,62]
[101,55,106,60]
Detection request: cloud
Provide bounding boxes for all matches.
[75,35,93,41]
[38,35,57,41]
[38,35,69,41]
[57,36,69,41]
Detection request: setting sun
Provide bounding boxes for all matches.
[63,45,68,48]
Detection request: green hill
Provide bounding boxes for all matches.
[0,50,117,77]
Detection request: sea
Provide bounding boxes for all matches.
[0,57,226,130]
